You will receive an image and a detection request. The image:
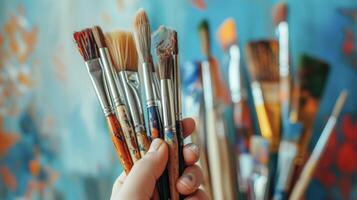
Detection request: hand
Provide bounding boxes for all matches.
[110,118,208,200]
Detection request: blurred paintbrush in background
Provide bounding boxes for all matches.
[272,3,304,199]
[73,29,133,174]
[290,90,348,200]
[216,17,254,197]
[246,40,281,199]
[199,19,237,200]
[289,54,330,190]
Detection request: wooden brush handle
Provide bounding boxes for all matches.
[106,114,133,174]
[147,105,164,139]
[136,130,151,157]
[116,105,141,162]
[165,129,180,200]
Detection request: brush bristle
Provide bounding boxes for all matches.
[153,26,176,56]
[106,31,138,72]
[273,2,288,26]
[216,18,237,50]
[245,40,279,82]
[172,31,178,55]
[198,19,210,57]
[133,9,151,63]
[91,26,107,48]
[157,53,173,80]
[73,28,99,61]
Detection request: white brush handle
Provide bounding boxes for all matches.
[290,91,348,200]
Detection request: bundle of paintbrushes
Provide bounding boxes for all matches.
[72,8,186,200]
[185,3,349,200]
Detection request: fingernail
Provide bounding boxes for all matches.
[148,139,163,153]
[187,143,199,156]
[179,173,195,187]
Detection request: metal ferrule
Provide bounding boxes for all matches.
[142,62,155,105]
[228,45,243,104]
[119,71,145,132]
[161,79,176,129]
[99,48,122,107]
[85,59,113,116]
[173,54,182,120]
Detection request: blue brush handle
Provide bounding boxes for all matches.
[176,120,185,175]
[147,105,164,139]
[147,105,170,200]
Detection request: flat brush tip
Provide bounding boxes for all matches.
[106,30,138,72]
[92,26,107,48]
[73,28,99,61]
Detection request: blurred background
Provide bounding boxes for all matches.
[0,0,356,199]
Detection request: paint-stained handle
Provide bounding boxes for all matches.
[165,129,180,200]
[136,130,151,157]
[147,105,164,139]
[106,114,133,174]
[116,105,141,162]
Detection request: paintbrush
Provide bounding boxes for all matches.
[294,55,330,166]
[73,29,133,174]
[105,31,151,158]
[245,40,280,152]
[216,18,254,195]
[246,40,281,198]
[133,10,164,143]
[157,48,180,200]
[153,26,186,182]
[91,26,141,163]
[290,90,348,200]
[199,19,236,200]
[249,136,270,200]
[273,2,291,136]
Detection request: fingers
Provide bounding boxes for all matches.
[182,118,196,138]
[176,164,203,196]
[184,189,209,200]
[110,173,126,200]
[112,172,126,191]
[115,139,168,200]
[183,143,200,166]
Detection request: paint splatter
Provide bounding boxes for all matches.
[191,0,207,10]
[0,117,20,156]
[0,167,17,191]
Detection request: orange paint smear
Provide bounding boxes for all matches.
[192,0,207,10]
[0,166,17,191]
[29,159,41,177]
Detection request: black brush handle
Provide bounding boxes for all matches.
[176,120,186,200]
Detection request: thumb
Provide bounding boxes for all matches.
[116,139,168,200]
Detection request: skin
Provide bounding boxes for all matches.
[111,118,209,200]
